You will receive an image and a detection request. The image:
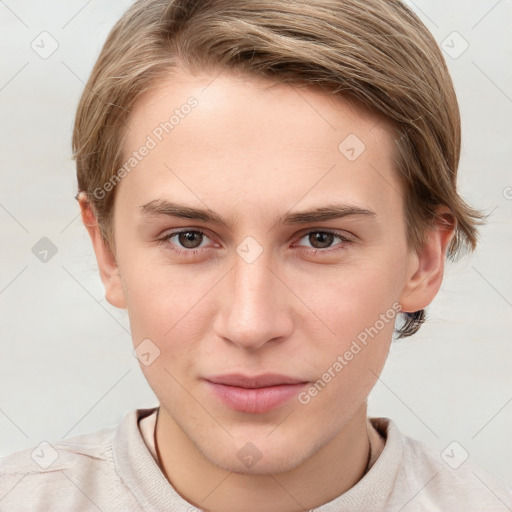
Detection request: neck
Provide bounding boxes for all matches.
[154,402,384,512]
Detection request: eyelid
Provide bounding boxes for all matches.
[159,228,218,250]
[294,227,354,242]
[293,229,354,252]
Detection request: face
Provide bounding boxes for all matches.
[87,67,443,475]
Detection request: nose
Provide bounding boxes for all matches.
[213,247,295,352]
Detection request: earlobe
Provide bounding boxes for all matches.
[399,208,456,313]
[77,193,126,309]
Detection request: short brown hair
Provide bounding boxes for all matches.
[72,0,484,337]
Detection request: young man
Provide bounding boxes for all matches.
[1,0,511,510]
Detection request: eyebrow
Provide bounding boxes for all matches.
[140,199,376,229]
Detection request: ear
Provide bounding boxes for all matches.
[399,207,456,313]
[78,193,126,309]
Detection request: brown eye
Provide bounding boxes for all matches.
[296,230,352,254]
[160,229,212,255]
[178,231,204,249]
[308,232,335,249]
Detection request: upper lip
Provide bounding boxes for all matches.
[205,373,308,388]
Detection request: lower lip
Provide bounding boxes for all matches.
[205,381,308,414]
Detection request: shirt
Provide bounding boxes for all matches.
[1,407,511,511]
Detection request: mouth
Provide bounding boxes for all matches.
[204,373,309,414]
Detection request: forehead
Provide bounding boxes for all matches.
[117,68,403,224]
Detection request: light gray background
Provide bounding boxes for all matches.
[1,0,511,488]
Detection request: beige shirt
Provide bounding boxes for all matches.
[1,407,511,511]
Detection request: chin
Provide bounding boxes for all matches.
[203,437,313,476]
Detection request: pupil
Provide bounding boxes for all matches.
[310,232,333,249]
[179,231,201,248]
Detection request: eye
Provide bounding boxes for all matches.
[158,228,353,257]
[295,230,352,254]
[160,229,214,255]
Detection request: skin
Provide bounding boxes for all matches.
[79,67,455,512]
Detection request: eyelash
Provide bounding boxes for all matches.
[158,229,353,257]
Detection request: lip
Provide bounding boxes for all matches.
[204,373,309,414]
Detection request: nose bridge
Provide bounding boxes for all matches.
[233,247,273,306]
[217,240,293,350]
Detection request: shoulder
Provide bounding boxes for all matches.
[0,409,144,512]
[0,422,115,474]
[371,417,512,512]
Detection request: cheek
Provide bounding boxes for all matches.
[295,256,404,343]
[119,248,212,338]
[297,318,395,416]
[120,258,222,400]
[120,259,208,401]
[291,255,403,403]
